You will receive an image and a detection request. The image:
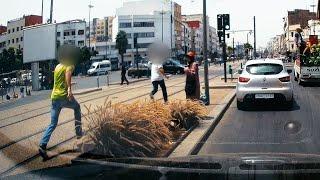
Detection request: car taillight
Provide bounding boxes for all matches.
[279,76,290,82]
[239,77,250,83]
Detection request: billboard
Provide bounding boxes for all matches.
[23,24,57,63]
[187,21,200,29]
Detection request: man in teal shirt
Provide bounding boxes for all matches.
[39,46,82,160]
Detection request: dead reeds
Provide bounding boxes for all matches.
[83,99,208,157]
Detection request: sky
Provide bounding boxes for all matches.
[0,0,317,47]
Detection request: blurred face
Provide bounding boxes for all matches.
[58,46,78,66]
[148,42,170,65]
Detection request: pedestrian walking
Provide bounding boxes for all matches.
[120,65,129,85]
[39,45,82,160]
[150,63,169,103]
[184,51,200,100]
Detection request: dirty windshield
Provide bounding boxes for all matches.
[1,0,320,179]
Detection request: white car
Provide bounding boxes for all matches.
[236,59,293,110]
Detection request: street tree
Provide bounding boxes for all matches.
[116,30,128,64]
[227,46,234,55]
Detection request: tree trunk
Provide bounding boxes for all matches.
[121,53,124,65]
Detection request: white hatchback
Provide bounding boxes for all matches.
[236,59,293,110]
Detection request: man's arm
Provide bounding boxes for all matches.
[159,67,169,79]
[65,69,73,100]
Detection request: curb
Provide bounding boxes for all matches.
[73,88,102,95]
[169,91,236,157]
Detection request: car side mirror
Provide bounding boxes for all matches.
[238,69,243,74]
[287,69,292,74]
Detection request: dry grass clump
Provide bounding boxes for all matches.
[168,100,209,129]
[83,99,208,157]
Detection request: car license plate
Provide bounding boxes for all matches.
[255,94,274,99]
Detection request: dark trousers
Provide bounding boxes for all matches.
[121,74,129,85]
[151,80,168,102]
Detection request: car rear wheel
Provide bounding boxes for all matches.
[237,100,246,110]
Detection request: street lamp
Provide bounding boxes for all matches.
[88,3,94,49]
[247,30,253,44]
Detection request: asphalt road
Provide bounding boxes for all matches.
[198,73,320,155]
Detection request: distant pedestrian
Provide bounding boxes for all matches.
[39,45,82,160]
[120,65,129,85]
[150,63,169,103]
[184,51,200,100]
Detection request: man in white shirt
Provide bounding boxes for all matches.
[150,63,168,102]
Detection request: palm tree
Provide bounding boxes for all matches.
[116,31,128,64]
[227,46,234,55]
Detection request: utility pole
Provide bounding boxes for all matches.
[203,0,210,105]
[160,11,165,43]
[170,1,173,57]
[49,0,53,23]
[88,3,94,49]
[311,4,316,35]
[253,16,256,59]
[232,37,235,56]
[41,0,44,23]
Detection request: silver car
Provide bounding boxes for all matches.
[236,59,293,110]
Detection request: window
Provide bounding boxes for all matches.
[57,32,61,37]
[133,22,154,27]
[8,29,10,34]
[291,32,294,37]
[12,28,14,33]
[134,32,155,38]
[71,30,76,36]
[137,43,151,48]
[16,38,19,43]
[119,22,132,28]
[21,26,23,30]
[21,37,23,41]
[126,33,132,38]
[64,31,70,36]
[78,40,84,46]
[12,39,14,43]
[17,27,19,31]
[78,30,84,35]
[246,63,283,75]
[291,44,294,49]
[7,40,10,44]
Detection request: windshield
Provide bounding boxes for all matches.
[246,63,283,75]
[1,0,320,179]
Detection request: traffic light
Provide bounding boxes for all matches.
[223,14,230,30]
[217,15,223,31]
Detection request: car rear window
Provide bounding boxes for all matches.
[246,63,283,75]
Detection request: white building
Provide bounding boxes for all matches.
[112,0,178,64]
[56,20,86,48]
[0,33,6,52]
[5,15,42,51]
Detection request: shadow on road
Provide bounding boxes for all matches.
[300,82,320,87]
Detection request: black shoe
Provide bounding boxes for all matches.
[39,146,49,161]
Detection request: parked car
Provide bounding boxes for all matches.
[236,59,293,110]
[87,60,111,76]
[163,59,185,74]
[127,64,151,78]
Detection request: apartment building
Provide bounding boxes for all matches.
[56,19,86,48]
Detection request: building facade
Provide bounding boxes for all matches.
[283,9,316,53]
[5,15,42,51]
[56,20,86,48]
[112,0,178,64]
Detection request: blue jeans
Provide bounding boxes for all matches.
[39,98,82,147]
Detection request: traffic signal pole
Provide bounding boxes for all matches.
[217,14,230,83]
[203,0,210,105]
[223,28,227,83]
